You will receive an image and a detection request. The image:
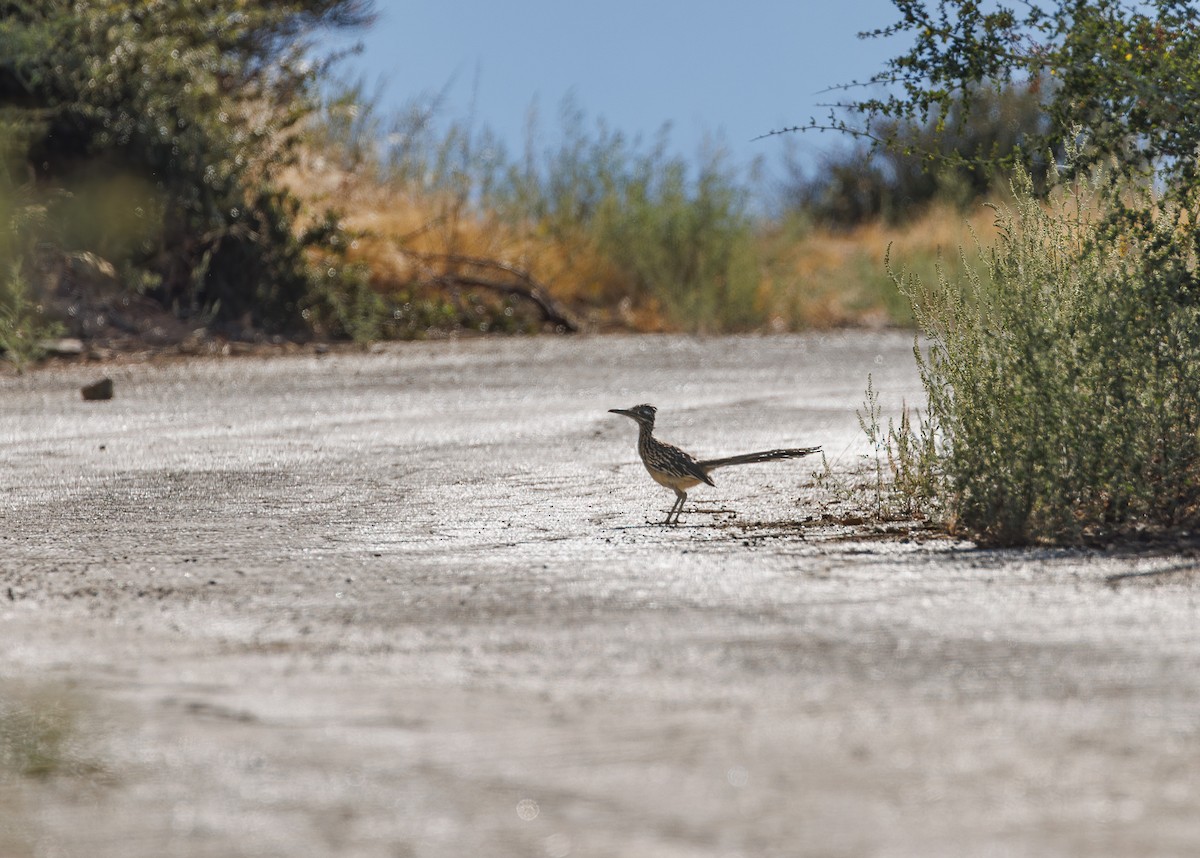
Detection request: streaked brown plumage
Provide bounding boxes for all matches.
[609,404,821,525]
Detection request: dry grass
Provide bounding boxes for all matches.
[757,203,1003,330]
[285,154,671,331]
[284,152,1002,334]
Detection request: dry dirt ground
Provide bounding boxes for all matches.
[0,332,1197,858]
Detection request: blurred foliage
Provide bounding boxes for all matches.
[0,167,63,370]
[0,0,1017,345]
[0,260,62,372]
[491,105,761,331]
[0,1,1018,346]
[840,0,1200,204]
[0,684,103,781]
[301,88,770,334]
[0,0,374,335]
[782,81,1050,227]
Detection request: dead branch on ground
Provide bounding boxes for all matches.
[403,251,581,332]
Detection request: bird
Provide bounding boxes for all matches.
[609,404,821,525]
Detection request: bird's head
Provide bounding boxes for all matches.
[609,403,657,429]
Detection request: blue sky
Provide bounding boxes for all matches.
[335,1,907,178]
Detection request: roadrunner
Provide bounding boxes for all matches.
[609,404,821,525]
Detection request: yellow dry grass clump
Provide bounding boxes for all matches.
[285,154,648,328]
[757,203,1002,330]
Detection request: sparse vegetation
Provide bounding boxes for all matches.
[0,263,61,372]
[0,2,1033,354]
[880,158,1200,545]
[290,85,1007,337]
[293,94,768,334]
[0,2,1040,356]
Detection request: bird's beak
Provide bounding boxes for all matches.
[609,408,635,418]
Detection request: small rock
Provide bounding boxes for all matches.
[81,378,114,401]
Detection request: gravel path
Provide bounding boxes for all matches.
[1,332,1197,857]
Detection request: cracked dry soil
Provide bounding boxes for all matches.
[1,332,1198,857]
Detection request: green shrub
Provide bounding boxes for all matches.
[0,0,374,334]
[888,158,1200,545]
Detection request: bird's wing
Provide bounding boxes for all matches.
[661,442,717,486]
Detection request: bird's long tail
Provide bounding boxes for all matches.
[698,446,821,471]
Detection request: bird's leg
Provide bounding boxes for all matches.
[667,489,687,525]
[663,493,679,525]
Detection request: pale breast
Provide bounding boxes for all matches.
[643,461,705,491]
